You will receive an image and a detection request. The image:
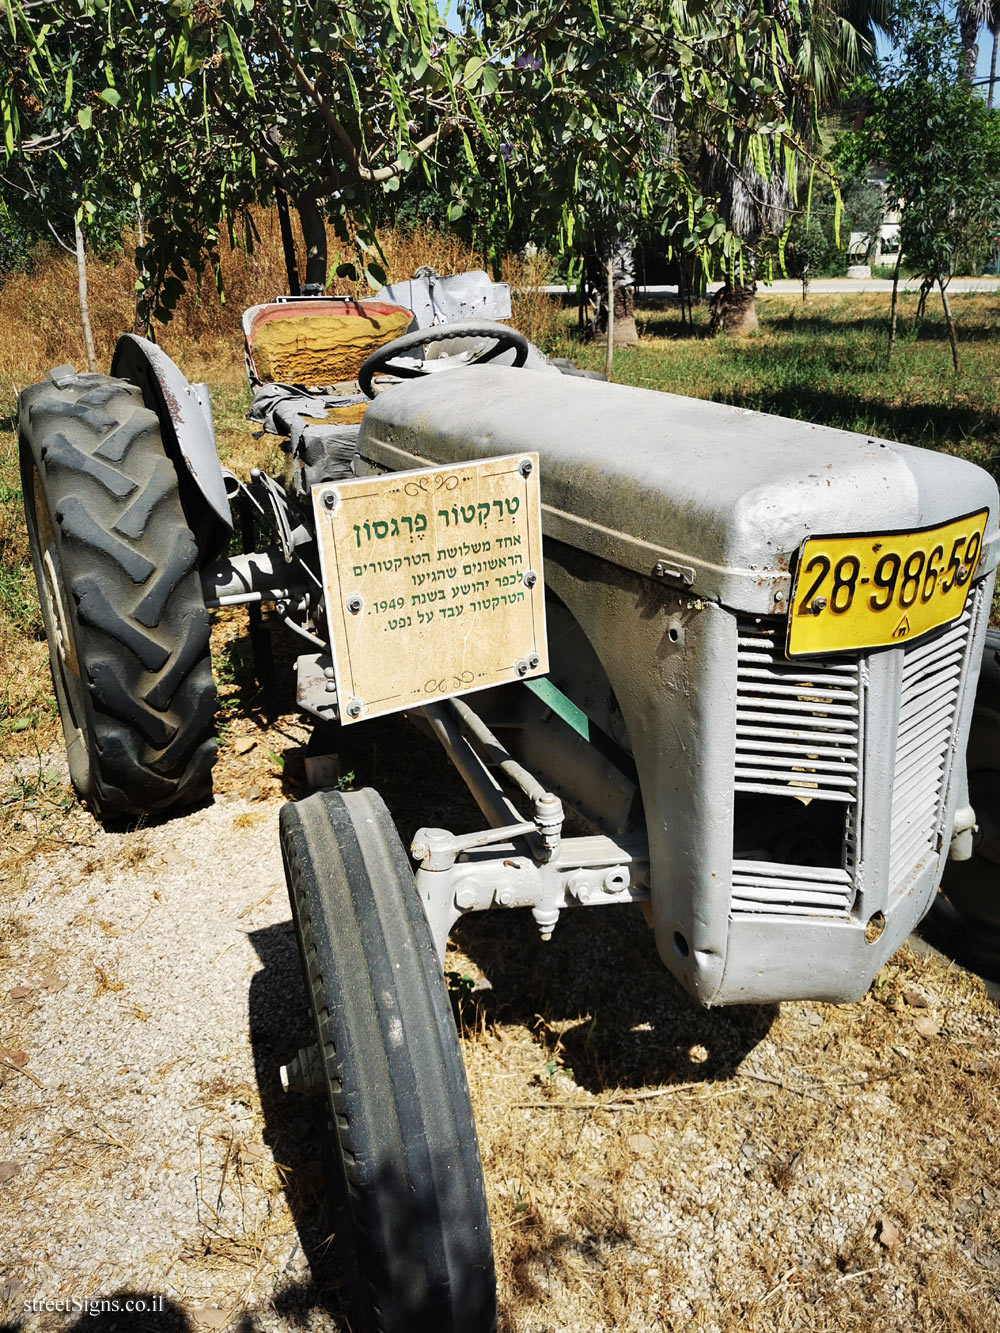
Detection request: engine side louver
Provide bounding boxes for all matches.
[887,604,973,896]
[732,621,861,919]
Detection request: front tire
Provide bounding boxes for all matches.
[19,371,217,820]
[279,788,496,1333]
[924,630,1000,979]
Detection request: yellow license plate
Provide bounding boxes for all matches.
[786,509,988,658]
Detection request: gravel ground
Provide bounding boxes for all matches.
[2,740,999,1333]
[1,762,327,1331]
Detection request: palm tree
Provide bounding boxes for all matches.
[706,0,892,334]
[957,0,990,82]
[957,2,1000,106]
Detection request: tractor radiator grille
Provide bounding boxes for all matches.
[887,603,974,896]
[731,863,855,917]
[732,620,861,919]
[734,624,861,804]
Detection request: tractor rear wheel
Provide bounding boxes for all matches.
[280,787,496,1333]
[924,630,1000,980]
[19,370,217,820]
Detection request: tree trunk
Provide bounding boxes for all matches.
[989,25,998,109]
[296,196,327,292]
[915,277,932,323]
[605,258,615,380]
[959,9,979,82]
[611,244,638,345]
[133,200,150,336]
[938,277,960,375]
[709,281,758,334]
[681,254,695,325]
[887,248,903,363]
[276,187,302,295]
[74,215,97,373]
[588,240,638,346]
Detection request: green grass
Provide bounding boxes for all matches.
[549,292,1000,480]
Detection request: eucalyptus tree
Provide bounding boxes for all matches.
[0,9,138,359]
[3,0,851,342]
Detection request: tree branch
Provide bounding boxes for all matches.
[269,28,459,183]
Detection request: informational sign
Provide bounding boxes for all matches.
[313,453,548,724]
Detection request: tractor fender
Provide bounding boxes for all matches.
[111,334,232,560]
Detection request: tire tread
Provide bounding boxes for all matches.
[19,373,216,818]
[280,789,496,1333]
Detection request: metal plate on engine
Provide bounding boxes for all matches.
[786,508,988,658]
[313,453,548,723]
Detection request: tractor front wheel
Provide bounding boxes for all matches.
[280,787,496,1333]
[924,630,1000,980]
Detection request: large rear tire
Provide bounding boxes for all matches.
[19,370,217,820]
[279,787,496,1333]
[924,630,1000,980]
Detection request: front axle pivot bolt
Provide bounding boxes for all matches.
[455,886,477,910]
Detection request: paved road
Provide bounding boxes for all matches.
[542,277,1000,298]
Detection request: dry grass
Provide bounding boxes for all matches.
[0,213,557,404]
[446,915,1000,1333]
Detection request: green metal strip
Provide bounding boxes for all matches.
[525,676,590,741]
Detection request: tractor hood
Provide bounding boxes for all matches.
[359,366,999,615]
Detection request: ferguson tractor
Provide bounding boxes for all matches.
[19,271,999,1332]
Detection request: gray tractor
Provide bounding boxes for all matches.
[18,273,999,1333]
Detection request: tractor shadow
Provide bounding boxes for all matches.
[317,710,776,1092]
[245,920,355,1329]
[449,904,777,1095]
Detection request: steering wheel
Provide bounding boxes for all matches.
[358,319,530,398]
